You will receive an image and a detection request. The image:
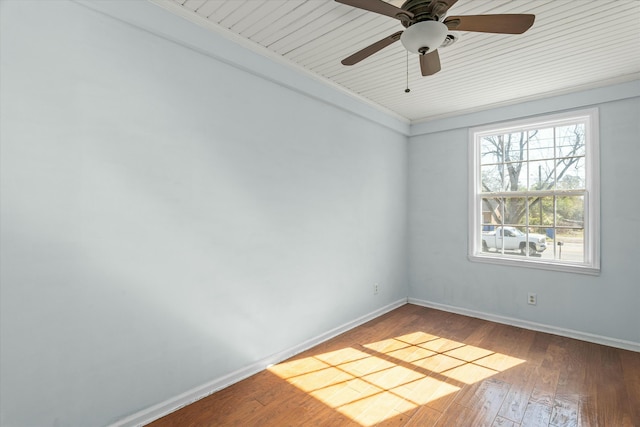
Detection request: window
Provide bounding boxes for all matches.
[469,109,600,274]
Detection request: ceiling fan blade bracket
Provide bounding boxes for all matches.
[399,0,458,23]
[445,18,461,30]
[396,11,413,26]
[430,0,459,20]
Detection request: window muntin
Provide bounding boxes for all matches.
[469,109,599,274]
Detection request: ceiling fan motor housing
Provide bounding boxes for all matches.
[400,20,448,54]
[400,0,450,24]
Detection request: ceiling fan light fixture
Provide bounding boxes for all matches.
[400,20,448,54]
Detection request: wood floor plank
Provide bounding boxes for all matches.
[555,338,587,398]
[148,304,640,427]
[529,366,560,407]
[521,400,552,427]
[549,396,578,427]
[578,341,600,427]
[529,343,565,408]
[526,329,553,366]
[434,402,490,427]
[403,405,442,426]
[453,377,511,426]
[492,416,518,427]
[619,348,640,425]
[595,345,634,426]
[497,364,537,423]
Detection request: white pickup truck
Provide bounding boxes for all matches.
[482,226,547,255]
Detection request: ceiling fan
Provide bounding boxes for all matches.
[336,0,535,76]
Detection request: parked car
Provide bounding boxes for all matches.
[482,226,547,255]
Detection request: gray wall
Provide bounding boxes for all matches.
[0,1,407,426]
[408,91,640,345]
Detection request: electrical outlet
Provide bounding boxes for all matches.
[528,293,537,305]
[374,283,379,295]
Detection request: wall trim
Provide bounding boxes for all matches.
[408,298,640,353]
[410,78,640,136]
[109,298,408,427]
[409,74,640,125]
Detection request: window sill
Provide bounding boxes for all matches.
[468,253,600,276]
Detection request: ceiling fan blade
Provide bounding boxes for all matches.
[335,0,413,21]
[341,31,403,66]
[420,49,441,76]
[444,14,535,34]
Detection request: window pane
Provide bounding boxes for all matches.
[503,197,526,225]
[480,137,503,165]
[555,228,584,263]
[504,132,527,163]
[557,124,586,158]
[527,159,556,191]
[503,161,526,192]
[528,127,555,161]
[556,157,585,190]
[527,196,554,226]
[481,197,503,229]
[525,227,548,258]
[481,164,503,192]
[557,195,584,228]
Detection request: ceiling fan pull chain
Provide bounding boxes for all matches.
[405,51,411,93]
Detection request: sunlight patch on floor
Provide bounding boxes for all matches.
[268,333,525,426]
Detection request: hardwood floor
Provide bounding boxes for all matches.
[149,304,640,426]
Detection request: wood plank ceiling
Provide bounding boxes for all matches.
[153,0,640,122]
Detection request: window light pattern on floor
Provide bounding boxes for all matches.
[268,331,525,426]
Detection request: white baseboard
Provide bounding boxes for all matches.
[408,298,640,353]
[109,298,407,427]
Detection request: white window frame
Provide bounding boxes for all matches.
[468,108,600,275]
